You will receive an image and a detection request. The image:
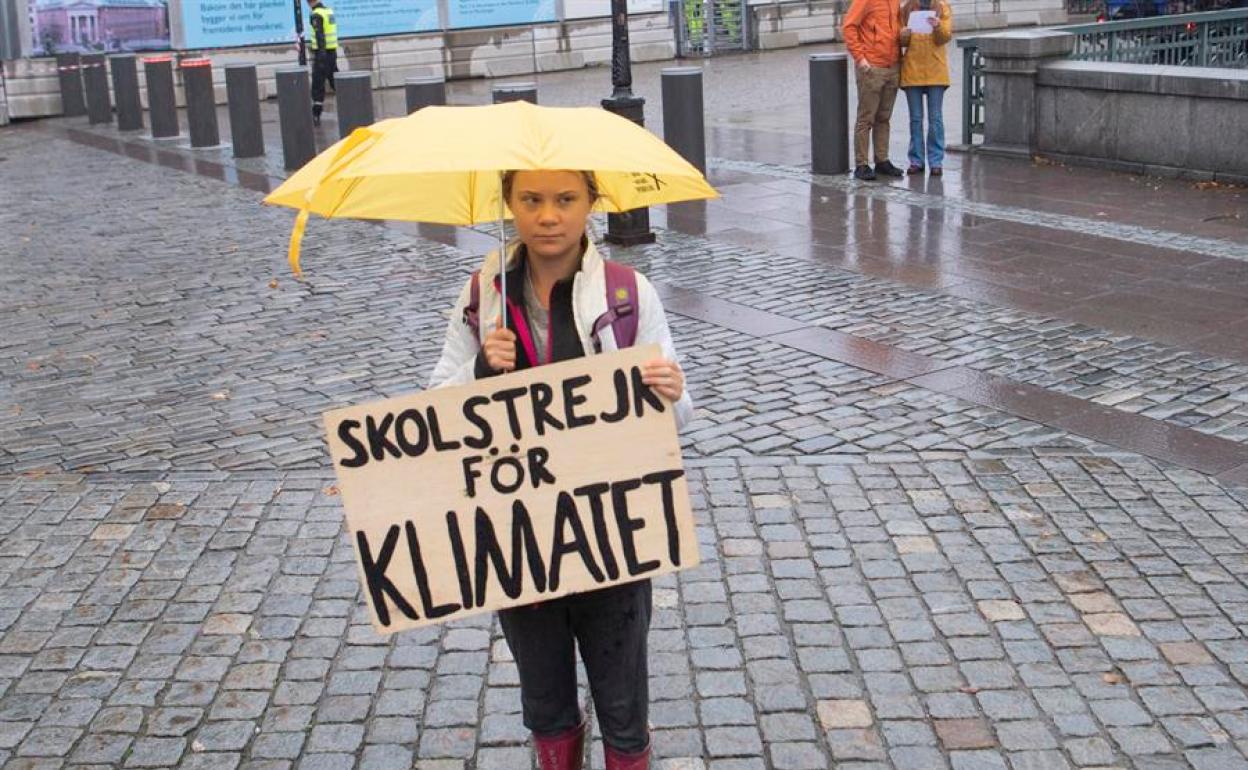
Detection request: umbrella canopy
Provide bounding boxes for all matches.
[264,101,719,275]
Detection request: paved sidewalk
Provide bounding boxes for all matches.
[2,47,1248,770]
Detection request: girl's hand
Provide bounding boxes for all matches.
[927,15,939,29]
[483,316,517,373]
[641,358,684,402]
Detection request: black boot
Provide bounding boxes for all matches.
[853,165,877,181]
[874,160,905,177]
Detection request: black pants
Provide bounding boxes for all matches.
[310,49,337,115]
[499,580,652,753]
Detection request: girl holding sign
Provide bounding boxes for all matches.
[900,0,953,176]
[429,169,692,770]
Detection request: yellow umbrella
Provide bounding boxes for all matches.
[263,101,719,276]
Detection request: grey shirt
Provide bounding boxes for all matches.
[522,270,551,365]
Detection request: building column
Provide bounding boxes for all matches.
[977,29,1075,158]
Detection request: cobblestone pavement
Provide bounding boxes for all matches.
[3,116,1248,770]
[625,231,1248,445]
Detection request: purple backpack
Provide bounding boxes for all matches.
[462,260,640,354]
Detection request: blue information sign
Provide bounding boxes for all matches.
[448,0,556,29]
[335,0,439,37]
[182,0,295,48]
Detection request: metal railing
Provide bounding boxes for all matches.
[958,7,1248,145]
[674,0,750,56]
[1066,8,1248,63]
[959,42,986,149]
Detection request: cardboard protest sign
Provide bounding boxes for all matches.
[323,345,699,634]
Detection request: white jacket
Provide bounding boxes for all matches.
[428,239,693,429]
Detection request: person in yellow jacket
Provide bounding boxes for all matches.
[900,0,952,176]
[306,0,338,126]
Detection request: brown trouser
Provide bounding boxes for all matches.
[853,64,901,167]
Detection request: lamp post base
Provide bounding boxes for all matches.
[602,94,657,246]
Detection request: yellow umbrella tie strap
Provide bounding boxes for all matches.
[285,128,378,277]
[288,206,311,277]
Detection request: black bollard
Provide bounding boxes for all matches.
[810,53,850,176]
[660,66,706,174]
[276,67,316,170]
[144,56,179,139]
[335,71,374,139]
[182,58,220,148]
[55,53,86,118]
[82,54,111,125]
[405,74,445,114]
[225,64,264,158]
[109,54,143,131]
[492,82,537,104]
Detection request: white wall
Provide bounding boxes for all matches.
[3,0,1068,119]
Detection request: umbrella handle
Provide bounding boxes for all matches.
[497,170,508,333]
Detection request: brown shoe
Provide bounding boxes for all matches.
[930,167,943,177]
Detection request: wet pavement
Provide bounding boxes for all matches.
[2,44,1248,770]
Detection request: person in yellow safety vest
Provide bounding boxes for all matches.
[720,0,739,41]
[684,0,703,47]
[306,0,338,126]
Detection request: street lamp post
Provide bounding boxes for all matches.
[294,0,307,66]
[601,0,656,246]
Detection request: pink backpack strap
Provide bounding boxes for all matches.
[461,270,482,340]
[591,261,640,352]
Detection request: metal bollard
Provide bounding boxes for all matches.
[182,58,220,148]
[276,67,316,170]
[405,74,446,114]
[225,64,265,158]
[335,71,375,139]
[660,66,706,174]
[144,56,179,139]
[82,54,112,125]
[492,82,536,104]
[109,54,143,131]
[55,53,86,118]
[810,53,850,176]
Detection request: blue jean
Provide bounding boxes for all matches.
[904,86,946,169]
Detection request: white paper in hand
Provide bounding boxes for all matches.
[908,10,936,32]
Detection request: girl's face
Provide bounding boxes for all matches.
[507,170,594,264]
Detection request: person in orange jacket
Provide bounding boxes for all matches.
[900,0,953,175]
[842,0,907,181]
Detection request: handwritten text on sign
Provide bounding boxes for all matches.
[323,345,699,634]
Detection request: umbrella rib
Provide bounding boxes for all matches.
[324,177,368,219]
